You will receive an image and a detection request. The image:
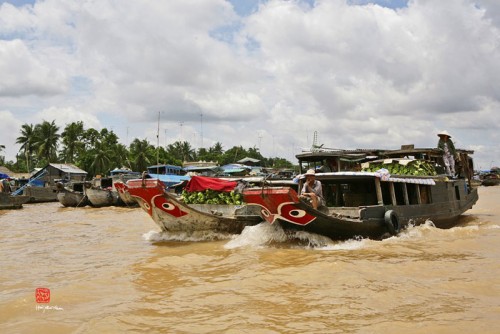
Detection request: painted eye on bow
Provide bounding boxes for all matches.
[162,202,177,211]
[259,207,277,224]
[261,208,271,218]
[153,196,188,218]
[287,209,307,218]
[277,203,316,226]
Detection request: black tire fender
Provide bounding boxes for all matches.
[384,210,400,235]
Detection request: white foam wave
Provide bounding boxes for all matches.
[224,222,288,249]
[224,222,370,250]
[317,237,368,251]
[395,220,436,239]
[142,230,234,242]
[484,224,500,229]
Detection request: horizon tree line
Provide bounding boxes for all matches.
[1,120,293,177]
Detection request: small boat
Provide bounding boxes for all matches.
[86,169,141,207]
[147,164,190,188]
[0,192,30,209]
[116,175,269,235]
[243,147,479,240]
[56,181,90,207]
[481,173,500,186]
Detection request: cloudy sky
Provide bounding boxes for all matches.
[0,0,499,170]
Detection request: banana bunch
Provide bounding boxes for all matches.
[181,189,244,205]
[362,160,436,176]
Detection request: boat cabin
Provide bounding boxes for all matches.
[300,172,437,209]
[296,148,380,174]
[147,164,185,176]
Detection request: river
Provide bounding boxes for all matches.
[1,186,499,333]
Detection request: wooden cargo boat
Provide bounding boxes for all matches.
[481,173,500,186]
[86,169,141,207]
[243,147,478,240]
[56,181,90,207]
[115,175,295,235]
[0,192,30,210]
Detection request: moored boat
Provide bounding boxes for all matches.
[481,173,500,186]
[0,192,30,210]
[86,169,141,207]
[243,147,478,240]
[56,181,90,207]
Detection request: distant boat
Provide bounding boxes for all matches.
[86,168,141,207]
[56,181,91,207]
[0,192,30,210]
[481,173,500,186]
[147,164,190,188]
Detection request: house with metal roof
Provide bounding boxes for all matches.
[28,163,88,187]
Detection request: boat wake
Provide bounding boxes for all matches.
[395,219,490,240]
[142,230,237,243]
[224,222,369,250]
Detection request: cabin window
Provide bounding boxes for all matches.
[74,183,84,192]
[455,185,461,200]
[419,185,431,204]
[101,178,113,188]
[407,184,420,205]
[322,183,340,206]
[393,183,406,205]
[334,181,377,207]
[380,182,391,205]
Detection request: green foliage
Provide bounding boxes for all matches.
[181,189,244,205]
[6,120,294,175]
[362,160,437,176]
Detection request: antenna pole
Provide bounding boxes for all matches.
[200,112,203,149]
[157,111,160,172]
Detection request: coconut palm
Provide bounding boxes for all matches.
[34,120,60,163]
[129,138,153,172]
[16,123,36,172]
[90,139,113,176]
[60,121,85,163]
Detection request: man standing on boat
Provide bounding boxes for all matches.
[300,169,325,209]
[437,131,457,177]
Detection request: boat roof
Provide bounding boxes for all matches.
[296,146,474,161]
[183,165,220,172]
[148,164,182,169]
[296,148,380,160]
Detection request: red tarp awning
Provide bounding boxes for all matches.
[185,175,237,193]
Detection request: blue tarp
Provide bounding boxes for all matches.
[0,173,9,179]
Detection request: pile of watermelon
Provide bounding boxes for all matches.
[181,189,243,205]
[362,160,437,176]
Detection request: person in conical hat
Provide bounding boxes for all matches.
[437,130,457,176]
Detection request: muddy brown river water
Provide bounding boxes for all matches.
[1,186,499,333]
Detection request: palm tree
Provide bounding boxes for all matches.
[16,123,36,172]
[90,139,113,176]
[34,120,60,163]
[179,141,195,162]
[129,138,153,172]
[209,142,224,155]
[60,121,85,163]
